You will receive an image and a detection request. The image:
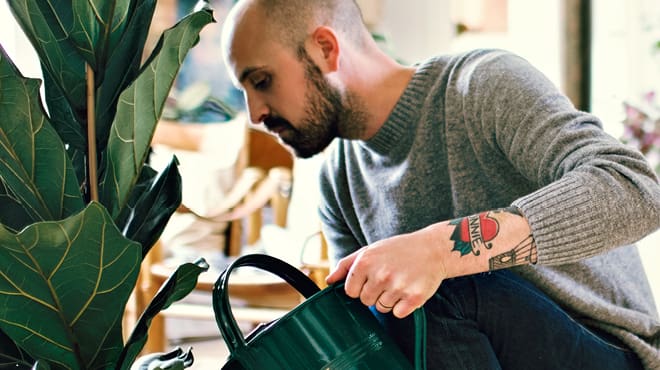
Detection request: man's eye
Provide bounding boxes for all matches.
[253,76,271,90]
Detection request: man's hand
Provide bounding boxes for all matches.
[326,229,447,318]
[325,209,537,318]
[325,209,536,318]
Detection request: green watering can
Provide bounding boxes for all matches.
[213,254,427,369]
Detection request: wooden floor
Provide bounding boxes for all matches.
[154,289,283,369]
[161,291,231,369]
[165,316,229,369]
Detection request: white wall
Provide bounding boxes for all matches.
[0,3,41,78]
[590,0,660,308]
[448,0,563,89]
[378,0,454,63]
[0,3,16,55]
[369,0,563,88]
[591,0,660,136]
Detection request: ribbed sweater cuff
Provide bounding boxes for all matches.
[512,175,605,265]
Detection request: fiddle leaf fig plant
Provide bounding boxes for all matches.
[0,1,215,368]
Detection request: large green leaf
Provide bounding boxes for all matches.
[118,158,182,257]
[8,0,158,192]
[0,202,142,370]
[100,7,214,217]
[117,259,209,370]
[1,1,218,368]
[0,45,84,230]
[43,1,132,70]
[6,0,134,109]
[41,72,87,188]
[96,0,158,152]
[0,180,33,234]
[7,0,87,122]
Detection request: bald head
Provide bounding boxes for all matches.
[223,0,371,59]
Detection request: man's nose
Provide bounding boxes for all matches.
[245,94,269,124]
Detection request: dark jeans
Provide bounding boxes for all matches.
[372,270,644,370]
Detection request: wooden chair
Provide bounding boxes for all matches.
[132,118,320,353]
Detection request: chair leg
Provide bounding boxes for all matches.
[269,167,292,228]
[246,189,263,246]
[227,218,244,256]
[141,241,167,353]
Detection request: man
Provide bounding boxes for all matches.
[221,0,660,368]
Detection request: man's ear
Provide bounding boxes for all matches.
[308,26,340,72]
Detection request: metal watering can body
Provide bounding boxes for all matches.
[213,254,426,370]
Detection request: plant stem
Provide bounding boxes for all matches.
[86,63,99,202]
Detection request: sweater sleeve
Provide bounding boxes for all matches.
[461,50,660,265]
[317,145,363,265]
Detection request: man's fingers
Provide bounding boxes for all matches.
[344,261,367,298]
[374,291,398,313]
[359,279,383,307]
[325,263,348,284]
[392,299,418,319]
[325,252,358,284]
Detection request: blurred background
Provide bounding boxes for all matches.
[1,0,658,368]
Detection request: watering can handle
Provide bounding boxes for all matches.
[213,254,427,370]
[212,254,321,353]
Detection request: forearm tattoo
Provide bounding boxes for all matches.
[489,235,537,270]
[449,211,499,256]
[449,207,537,270]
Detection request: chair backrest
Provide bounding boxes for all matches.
[247,128,294,172]
[221,127,293,255]
[151,114,296,255]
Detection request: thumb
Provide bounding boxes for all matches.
[325,252,358,284]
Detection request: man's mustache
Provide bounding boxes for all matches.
[264,116,295,132]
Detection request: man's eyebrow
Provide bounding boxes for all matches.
[239,66,265,84]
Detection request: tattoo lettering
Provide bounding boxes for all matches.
[449,212,500,256]
[489,235,538,270]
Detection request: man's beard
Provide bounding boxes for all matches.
[263,49,367,158]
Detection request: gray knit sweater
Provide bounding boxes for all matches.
[318,49,660,368]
